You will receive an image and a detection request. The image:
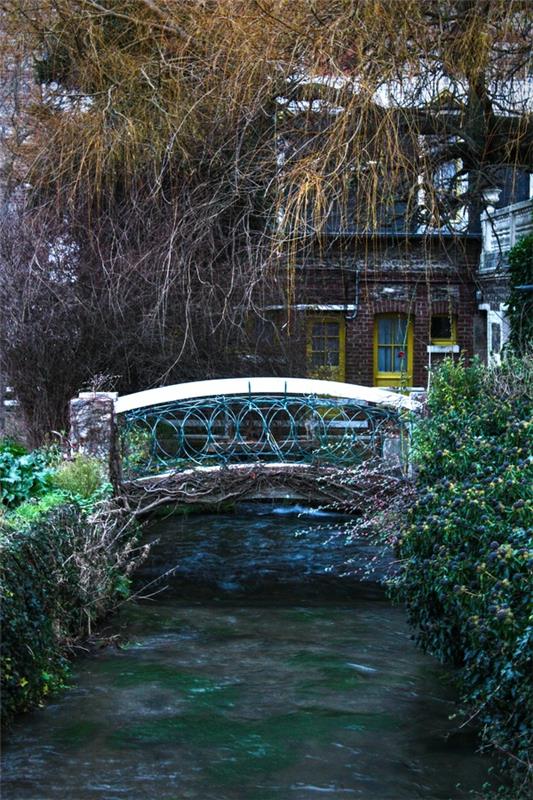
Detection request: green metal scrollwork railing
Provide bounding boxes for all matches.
[118,393,406,479]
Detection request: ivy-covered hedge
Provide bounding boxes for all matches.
[0,504,142,727]
[392,356,532,795]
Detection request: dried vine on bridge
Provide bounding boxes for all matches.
[122,459,411,517]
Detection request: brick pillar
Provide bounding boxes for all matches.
[69,392,119,483]
[382,432,404,468]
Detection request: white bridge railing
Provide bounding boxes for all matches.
[114,376,420,414]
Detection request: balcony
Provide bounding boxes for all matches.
[479,198,533,273]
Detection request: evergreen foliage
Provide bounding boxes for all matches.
[0,504,143,727]
[508,233,533,354]
[392,357,533,796]
[0,444,56,507]
[0,442,142,726]
[51,454,108,500]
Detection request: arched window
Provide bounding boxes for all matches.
[374,314,413,387]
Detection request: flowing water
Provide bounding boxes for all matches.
[1,506,499,800]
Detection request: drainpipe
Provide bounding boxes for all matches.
[345,266,360,321]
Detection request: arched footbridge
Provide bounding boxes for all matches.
[95,377,421,513]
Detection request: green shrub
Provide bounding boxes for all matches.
[391,356,532,795]
[0,448,53,507]
[50,454,107,499]
[0,444,110,523]
[0,439,28,457]
[1,503,143,726]
[121,425,152,475]
[508,232,533,353]
[2,491,69,527]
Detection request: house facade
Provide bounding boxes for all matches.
[261,236,478,389]
[256,171,531,391]
[476,191,533,364]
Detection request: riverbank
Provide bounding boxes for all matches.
[0,502,144,726]
[1,357,530,796]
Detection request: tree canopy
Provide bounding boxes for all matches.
[0,0,531,439]
[3,1,531,225]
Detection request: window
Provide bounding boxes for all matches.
[417,152,468,233]
[306,315,345,381]
[430,315,457,345]
[374,314,413,387]
[491,322,501,355]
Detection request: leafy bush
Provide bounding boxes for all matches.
[0,439,28,457]
[508,232,533,353]
[2,491,69,527]
[121,425,153,474]
[0,448,54,507]
[0,443,109,521]
[391,356,532,795]
[50,454,107,499]
[0,503,144,726]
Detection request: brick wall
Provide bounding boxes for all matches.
[344,280,478,387]
[264,235,480,388]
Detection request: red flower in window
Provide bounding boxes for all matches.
[398,351,405,358]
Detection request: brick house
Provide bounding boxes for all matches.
[254,170,531,391]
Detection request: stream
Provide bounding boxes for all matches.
[1,505,499,799]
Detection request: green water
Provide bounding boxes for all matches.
[1,507,499,799]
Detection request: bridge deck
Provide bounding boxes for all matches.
[123,461,404,515]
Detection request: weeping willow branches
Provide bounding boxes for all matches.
[4,1,531,241]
